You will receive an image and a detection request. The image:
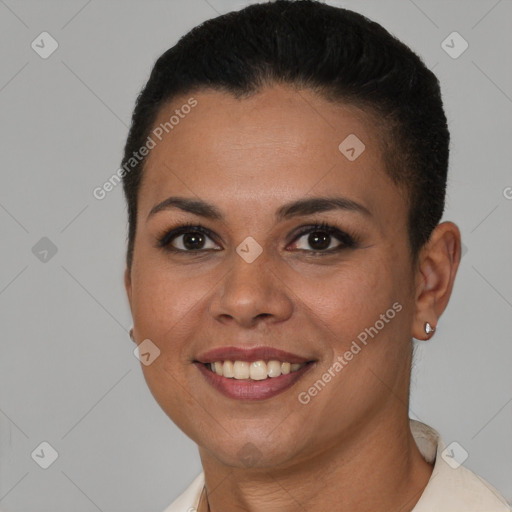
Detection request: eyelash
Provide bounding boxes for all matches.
[156,221,358,256]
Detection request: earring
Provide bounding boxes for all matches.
[424,322,436,340]
[129,328,136,343]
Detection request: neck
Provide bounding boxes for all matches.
[199,413,433,512]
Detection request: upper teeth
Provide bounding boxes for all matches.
[208,360,306,380]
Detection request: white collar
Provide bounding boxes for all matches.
[410,419,510,511]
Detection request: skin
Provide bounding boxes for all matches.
[125,84,461,512]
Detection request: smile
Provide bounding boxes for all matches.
[196,361,314,400]
[207,360,307,379]
[194,346,316,400]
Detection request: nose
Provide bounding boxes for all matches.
[209,250,294,329]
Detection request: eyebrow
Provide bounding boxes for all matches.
[146,195,372,222]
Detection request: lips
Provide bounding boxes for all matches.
[196,346,311,364]
[194,346,316,401]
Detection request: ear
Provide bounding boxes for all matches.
[124,266,132,309]
[413,221,461,340]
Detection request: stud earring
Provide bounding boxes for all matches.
[424,322,436,340]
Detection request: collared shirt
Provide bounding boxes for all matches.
[163,420,511,511]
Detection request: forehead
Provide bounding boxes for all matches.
[147,84,376,162]
[138,85,404,226]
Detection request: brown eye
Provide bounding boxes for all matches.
[294,230,340,251]
[306,231,333,251]
[180,232,207,250]
[158,225,221,252]
[290,223,356,253]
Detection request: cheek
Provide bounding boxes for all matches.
[288,256,400,340]
[130,259,208,335]
[140,361,201,437]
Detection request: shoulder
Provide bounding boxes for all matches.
[410,420,511,512]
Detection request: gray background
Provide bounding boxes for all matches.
[0,0,511,510]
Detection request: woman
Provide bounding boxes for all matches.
[122,1,511,510]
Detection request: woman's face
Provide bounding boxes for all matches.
[126,84,419,469]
